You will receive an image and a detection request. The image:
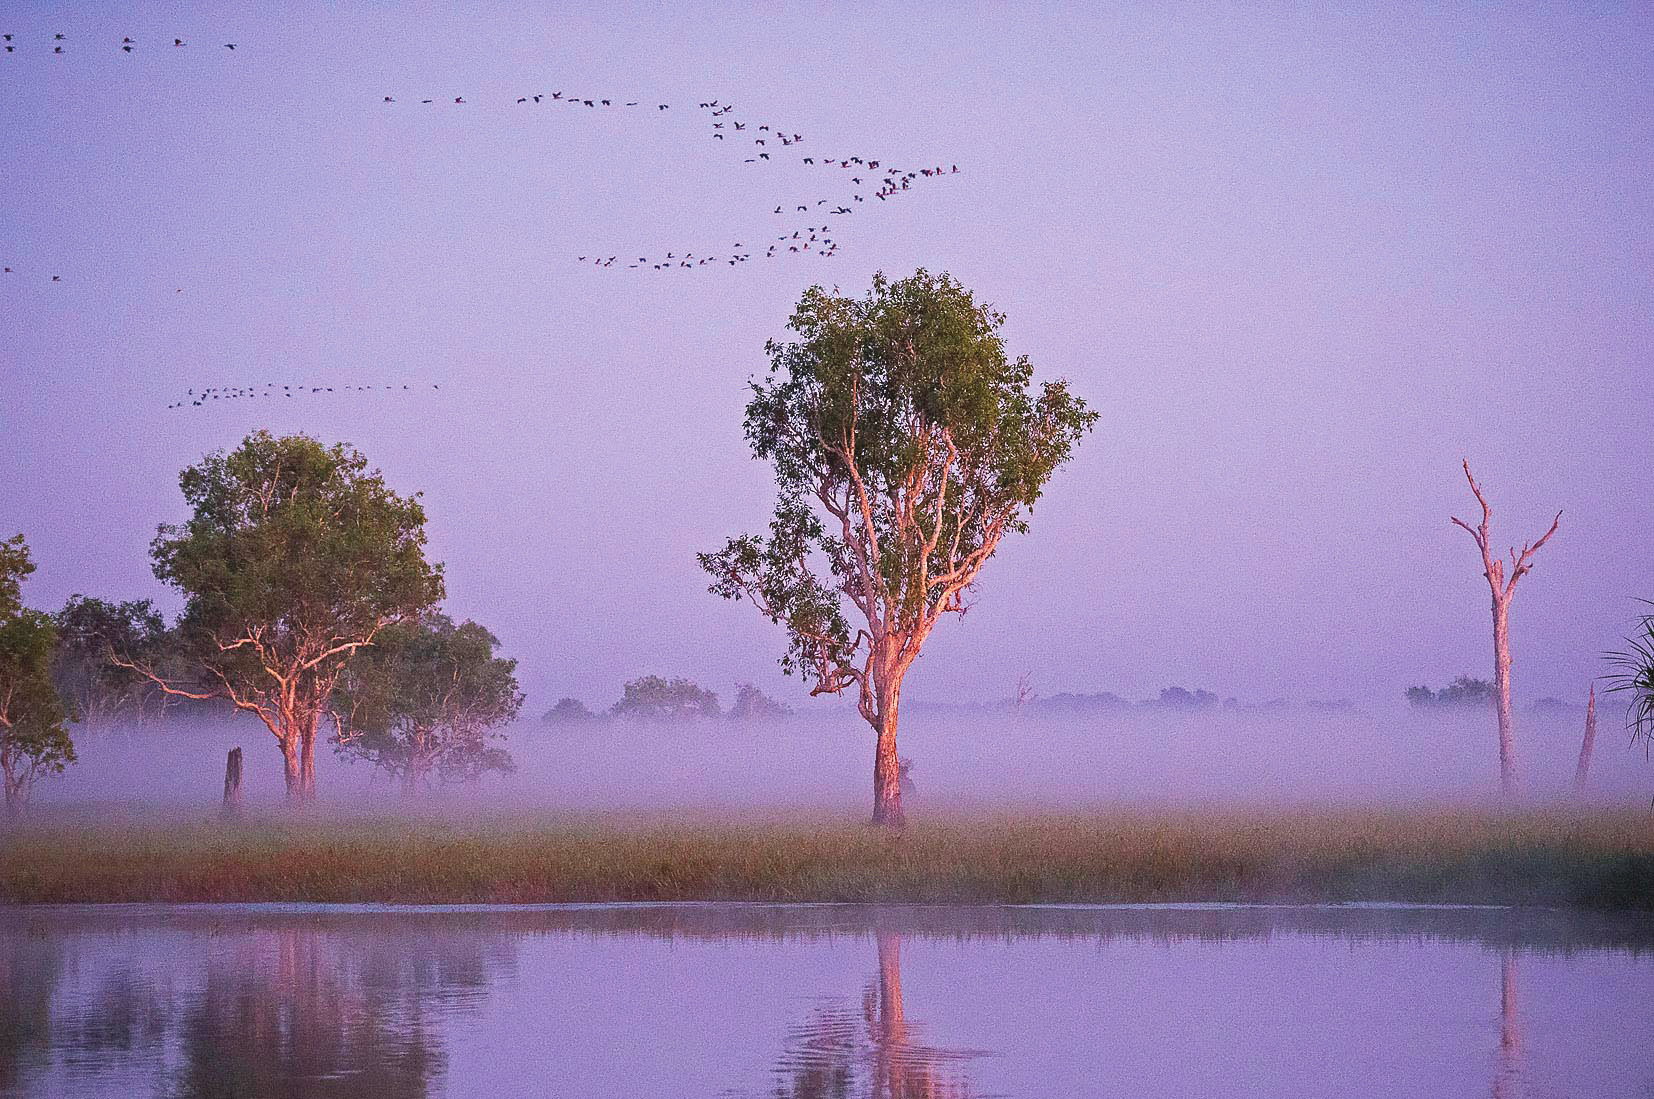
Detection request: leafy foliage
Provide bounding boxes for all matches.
[52,595,173,728]
[1605,604,1654,750]
[130,431,444,797]
[333,611,523,789]
[0,535,74,814]
[728,683,792,720]
[543,697,598,723]
[611,676,721,720]
[698,270,1097,725]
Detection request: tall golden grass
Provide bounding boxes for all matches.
[3,806,1649,907]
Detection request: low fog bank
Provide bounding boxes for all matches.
[34,701,1653,812]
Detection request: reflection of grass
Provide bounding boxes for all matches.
[3,808,1650,908]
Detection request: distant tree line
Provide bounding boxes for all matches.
[1406,676,1495,710]
[543,678,792,725]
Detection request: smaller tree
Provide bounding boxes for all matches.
[332,611,524,793]
[52,596,172,729]
[728,683,792,720]
[611,676,721,721]
[543,697,598,723]
[0,536,75,816]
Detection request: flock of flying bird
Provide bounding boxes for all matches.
[0,31,238,52]
[163,382,439,410]
[2,30,238,285]
[379,91,961,272]
[6,37,963,406]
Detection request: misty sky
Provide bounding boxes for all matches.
[2,3,1650,713]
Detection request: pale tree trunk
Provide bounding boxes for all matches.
[1491,600,1517,798]
[1573,684,1597,797]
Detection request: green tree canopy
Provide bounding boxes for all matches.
[728,683,792,720]
[119,431,444,801]
[333,610,524,790]
[611,675,722,720]
[543,697,598,723]
[699,270,1095,825]
[0,535,74,816]
[52,595,172,728]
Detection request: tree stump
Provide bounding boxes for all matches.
[222,747,243,815]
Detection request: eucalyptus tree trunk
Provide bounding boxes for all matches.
[279,736,303,802]
[1573,684,1597,796]
[870,652,907,828]
[299,713,319,801]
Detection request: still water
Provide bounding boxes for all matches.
[1,903,1649,1098]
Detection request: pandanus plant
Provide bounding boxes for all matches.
[1605,603,1654,754]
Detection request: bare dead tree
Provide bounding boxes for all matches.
[1014,671,1035,712]
[1450,460,1560,798]
[1573,683,1596,797]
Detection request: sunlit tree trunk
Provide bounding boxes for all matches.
[870,651,906,829]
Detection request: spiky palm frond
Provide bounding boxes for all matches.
[1604,601,1654,753]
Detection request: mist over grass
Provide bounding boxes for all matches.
[31,699,1654,812]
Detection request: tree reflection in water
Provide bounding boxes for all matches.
[769,930,985,1099]
[1491,950,1521,1099]
[2,922,514,1099]
[0,925,61,1094]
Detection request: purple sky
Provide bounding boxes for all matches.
[2,3,1650,712]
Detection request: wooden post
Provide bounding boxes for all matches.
[222,747,243,815]
[1574,684,1597,796]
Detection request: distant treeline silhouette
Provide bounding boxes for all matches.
[544,678,791,724]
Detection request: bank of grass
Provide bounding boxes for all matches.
[2,806,1650,909]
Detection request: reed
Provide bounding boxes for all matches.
[2,806,1649,908]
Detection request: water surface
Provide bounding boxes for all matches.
[2,903,1649,1097]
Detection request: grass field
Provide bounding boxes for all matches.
[2,807,1650,908]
